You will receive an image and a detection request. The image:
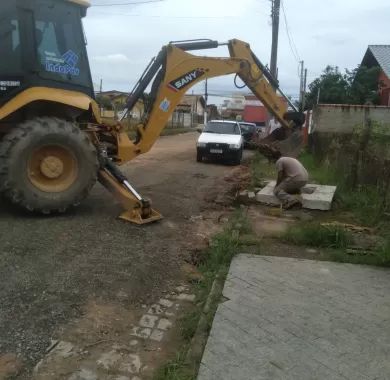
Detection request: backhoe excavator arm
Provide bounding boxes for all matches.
[97,39,304,224]
[115,39,304,163]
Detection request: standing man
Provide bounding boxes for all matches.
[273,152,309,208]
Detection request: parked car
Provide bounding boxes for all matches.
[196,120,243,165]
[239,122,258,146]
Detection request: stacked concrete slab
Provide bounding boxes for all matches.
[255,181,336,211]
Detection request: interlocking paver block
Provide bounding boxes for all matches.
[139,314,158,328]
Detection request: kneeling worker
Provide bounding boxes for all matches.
[273,152,309,209]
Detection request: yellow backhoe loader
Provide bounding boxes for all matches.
[0,0,305,224]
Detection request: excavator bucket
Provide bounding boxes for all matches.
[259,128,304,158]
[251,121,304,160]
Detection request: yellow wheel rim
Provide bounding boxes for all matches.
[27,145,78,193]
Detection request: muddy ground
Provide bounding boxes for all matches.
[0,132,249,379]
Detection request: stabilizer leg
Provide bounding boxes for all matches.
[98,159,162,225]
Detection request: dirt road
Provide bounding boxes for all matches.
[0,132,244,379]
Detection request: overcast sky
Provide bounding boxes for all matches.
[85,0,390,103]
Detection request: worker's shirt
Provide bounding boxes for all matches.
[276,157,308,182]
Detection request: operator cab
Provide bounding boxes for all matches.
[0,0,93,106]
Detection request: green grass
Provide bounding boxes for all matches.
[282,223,351,249]
[299,150,388,227]
[336,185,385,226]
[154,352,193,380]
[298,151,337,185]
[330,239,390,267]
[282,222,390,267]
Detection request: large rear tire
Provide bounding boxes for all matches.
[0,117,99,214]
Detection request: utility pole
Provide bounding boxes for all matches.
[267,0,280,135]
[99,78,103,117]
[299,60,305,110]
[302,68,307,110]
[316,86,321,105]
[204,78,208,125]
[270,0,281,79]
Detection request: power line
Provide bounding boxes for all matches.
[280,0,300,62]
[92,0,163,7]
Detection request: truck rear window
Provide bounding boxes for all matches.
[204,122,240,135]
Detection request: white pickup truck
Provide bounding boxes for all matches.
[196,120,244,165]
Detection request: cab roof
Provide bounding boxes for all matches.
[209,120,238,124]
[67,0,90,7]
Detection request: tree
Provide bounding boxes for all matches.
[305,66,348,109]
[346,65,381,105]
[305,64,381,109]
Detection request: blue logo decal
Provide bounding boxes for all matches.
[45,50,80,76]
[159,98,171,112]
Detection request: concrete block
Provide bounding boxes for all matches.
[176,293,196,302]
[255,183,281,206]
[147,304,164,315]
[301,190,335,211]
[157,318,172,331]
[247,191,256,199]
[255,181,336,211]
[159,298,173,308]
[139,314,158,328]
[130,327,151,339]
[198,255,390,380]
[150,329,164,342]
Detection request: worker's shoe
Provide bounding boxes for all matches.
[282,198,302,210]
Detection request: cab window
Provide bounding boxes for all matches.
[0,10,21,73]
[34,1,90,86]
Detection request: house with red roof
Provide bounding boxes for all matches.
[361,45,390,106]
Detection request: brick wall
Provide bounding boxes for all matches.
[312,104,390,134]
[379,70,390,106]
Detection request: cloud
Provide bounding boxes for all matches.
[83,0,387,102]
[92,54,131,63]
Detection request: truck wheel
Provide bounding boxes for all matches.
[0,117,99,214]
[232,148,243,165]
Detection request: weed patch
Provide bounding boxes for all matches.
[299,150,389,226]
[299,151,337,185]
[154,209,251,380]
[249,152,276,189]
[282,223,351,249]
[330,245,390,267]
[154,351,192,380]
[336,185,384,226]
